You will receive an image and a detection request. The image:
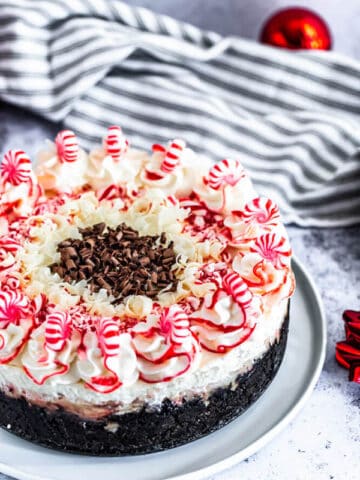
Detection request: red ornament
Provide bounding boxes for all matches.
[336,310,360,383]
[260,7,332,50]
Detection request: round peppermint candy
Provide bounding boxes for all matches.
[1,150,32,186]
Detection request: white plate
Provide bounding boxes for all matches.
[0,256,326,480]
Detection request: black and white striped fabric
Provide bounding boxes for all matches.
[0,0,359,226]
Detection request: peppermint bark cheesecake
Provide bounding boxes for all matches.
[0,128,295,455]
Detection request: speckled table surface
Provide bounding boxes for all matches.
[0,1,359,479]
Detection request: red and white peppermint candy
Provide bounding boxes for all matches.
[180,198,207,215]
[160,139,186,174]
[31,293,48,325]
[0,248,16,273]
[238,197,280,226]
[1,150,32,186]
[3,275,20,291]
[104,126,129,161]
[55,130,78,163]
[166,195,178,207]
[222,271,253,308]
[207,159,244,190]
[31,294,47,314]
[0,235,21,253]
[45,311,72,352]
[251,232,291,268]
[0,290,30,329]
[159,305,190,345]
[97,318,120,357]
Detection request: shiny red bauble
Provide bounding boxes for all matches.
[260,7,332,50]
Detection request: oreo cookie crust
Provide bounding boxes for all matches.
[0,308,289,456]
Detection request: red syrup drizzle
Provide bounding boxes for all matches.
[335,310,360,383]
[180,196,231,242]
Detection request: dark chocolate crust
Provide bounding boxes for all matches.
[0,308,289,456]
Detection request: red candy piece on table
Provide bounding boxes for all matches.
[343,310,360,324]
[349,362,360,383]
[343,309,360,345]
[345,328,360,346]
[336,309,360,383]
[335,341,360,369]
[260,7,332,50]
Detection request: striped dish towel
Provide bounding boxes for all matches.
[0,0,359,227]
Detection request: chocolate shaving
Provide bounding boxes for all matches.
[50,223,178,303]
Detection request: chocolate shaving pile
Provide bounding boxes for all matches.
[50,223,178,303]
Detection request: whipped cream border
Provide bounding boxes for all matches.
[0,299,289,414]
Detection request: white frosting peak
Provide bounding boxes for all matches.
[36,141,88,192]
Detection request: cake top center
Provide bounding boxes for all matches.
[50,223,178,303]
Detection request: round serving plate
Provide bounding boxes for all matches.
[0,256,326,480]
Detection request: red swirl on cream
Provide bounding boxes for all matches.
[207,159,244,190]
[224,197,281,245]
[181,198,230,242]
[81,318,123,394]
[1,150,32,187]
[22,319,81,386]
[0,290,34,364]
[55,130,78,163]
[104,126,129,161]
[232,252,295,302]
[190,271,258,354]
[96,184,124,202]
[75,316,139,394]
[133,306,200,383]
